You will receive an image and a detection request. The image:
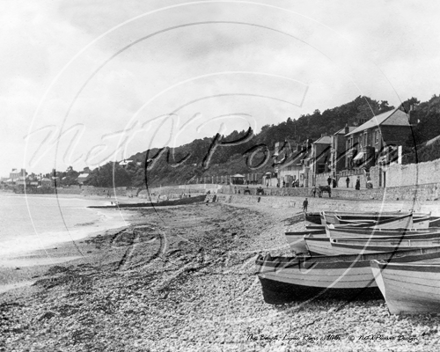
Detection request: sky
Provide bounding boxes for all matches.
[1,0,440,177]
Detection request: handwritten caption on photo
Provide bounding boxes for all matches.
[246,333,418,343]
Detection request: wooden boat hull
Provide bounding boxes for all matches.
[305,234,440,256]
[322,212,415,229]
[371,260,440,314]
[327,226,440,239]
[256,247,440,304]
[305,212,321,225]
[88,194,207,208]
[285,230,326,254]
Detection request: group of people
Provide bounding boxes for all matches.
[326,176,337,188]
[345,176,362,190]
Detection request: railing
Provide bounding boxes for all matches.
[338,169,364,177]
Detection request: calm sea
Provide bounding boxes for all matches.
[0,193,129,257]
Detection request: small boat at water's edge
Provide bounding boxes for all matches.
[88,194,207,208]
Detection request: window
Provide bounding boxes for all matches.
[375,130,380,143]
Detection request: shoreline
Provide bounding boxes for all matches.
[1,199,440,351]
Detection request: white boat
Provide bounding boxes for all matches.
[325,225,440,239]
[321,212,415,229]
[285,229,326,254]
[304,232,440,256]
[371,260,440,314]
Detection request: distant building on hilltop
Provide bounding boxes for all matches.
[9,168,26,182]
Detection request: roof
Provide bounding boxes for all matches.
[334,126,356,135]
[232,174,245,178]
[313,135,331,144]
[346,108,409,136]
[278,149,311,170]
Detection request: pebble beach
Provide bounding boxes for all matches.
[1,200,440,352]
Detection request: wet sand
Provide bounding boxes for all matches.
[1,200,440,351]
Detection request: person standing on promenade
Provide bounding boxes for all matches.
[303,198,308,212]
[346,177,350,188]
[327,176,331,186]
[355,176,360,190]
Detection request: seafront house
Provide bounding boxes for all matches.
[276,141,312,187]
[344,108,411,169]
[310,135,331,186]
[77,173,89,186]
[330,125,356,176]
[342,108,412,187]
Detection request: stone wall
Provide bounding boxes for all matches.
[386,159,440,187]
[216,191,440,215]
[146,184,223,195]
[215,194,424,213]
[225,182,440,203]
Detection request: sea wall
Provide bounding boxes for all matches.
[215,192,440,215]
[225,182,440,202]
[215,194,409,213]
[144,184,223,197]
[386,159,440,187]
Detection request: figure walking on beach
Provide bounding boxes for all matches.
[303,198,308,212]
[346,177,350,188]
[327,176,331,186]
[355,176,361,190]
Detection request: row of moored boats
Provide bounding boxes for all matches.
[255,210,440,314]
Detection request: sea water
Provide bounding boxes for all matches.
[0,193,129,258]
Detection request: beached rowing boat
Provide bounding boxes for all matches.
[371,260,440,314]
[322,212,415,229]
[285,229,326,254]
[305,212,322,225]
[256,246,440,304]
[326,225,440,239]
[88,194,207,208]
[305,232,440,255]
[321,210,430,223]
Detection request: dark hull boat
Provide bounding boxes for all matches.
[88,194,207,208]
[255,247,440,304]
[305,212,322,225]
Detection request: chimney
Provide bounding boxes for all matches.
[345,124,349,135]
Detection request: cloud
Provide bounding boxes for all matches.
[2,0,440,176]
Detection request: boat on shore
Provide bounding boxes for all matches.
[305,212,322,225]
[371,260,440,314]
[88,194,207,208]
[305,232,440,256]
[285,229,326,254]
[256,246,440,304]
[322,212,415,229]
[326,225,440,239]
